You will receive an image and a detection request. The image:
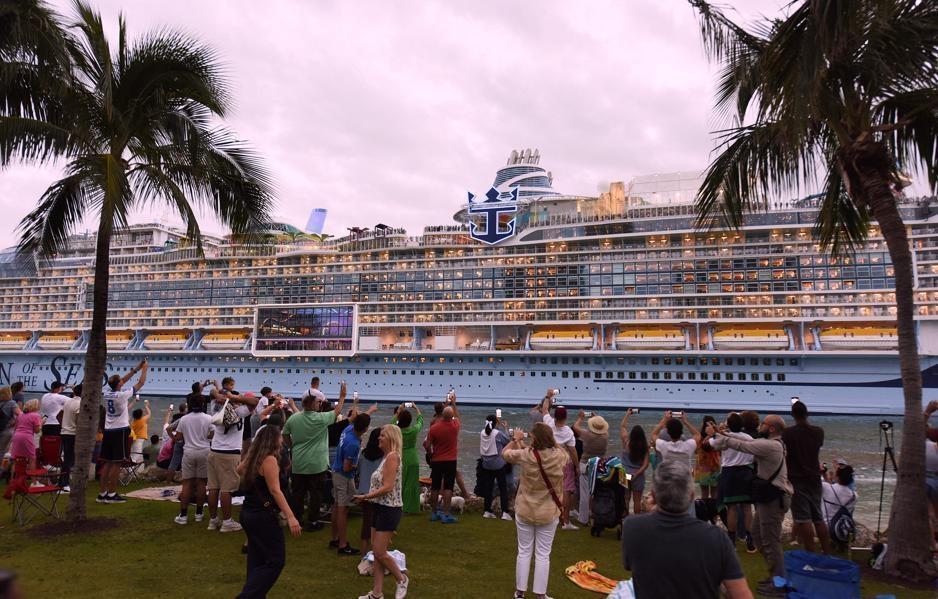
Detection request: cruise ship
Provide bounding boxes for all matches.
[2,149,937,415]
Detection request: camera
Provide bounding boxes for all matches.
[585,411,594,418]
[629,408,641,414]
[405,402,414,408]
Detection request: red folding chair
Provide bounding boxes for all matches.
[6,457,63,526]
[38,435,63,476]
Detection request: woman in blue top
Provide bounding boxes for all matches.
[479,414,512,520]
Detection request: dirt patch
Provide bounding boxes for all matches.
[27,517,121,539]
[859,561,937,592]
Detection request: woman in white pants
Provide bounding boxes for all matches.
[503,422,569,599]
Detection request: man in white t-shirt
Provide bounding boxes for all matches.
[651,411,700,517]
[541,405,580,530]
[40,381,71,435]
[303,376,327,403]
[207,390,257,533]
[97,359,148,504]
[173,394,214,524]
[59,384,83,492]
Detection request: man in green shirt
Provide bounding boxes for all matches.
[284,381,346,531]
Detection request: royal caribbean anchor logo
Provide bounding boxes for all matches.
[467,186,519,245]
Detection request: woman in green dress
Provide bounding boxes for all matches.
[393,403,424,513]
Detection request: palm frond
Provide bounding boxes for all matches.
[15,167,99,257]
[695,120,818,231]
[877,88,938,193]
[129,164,203,250]
[0,114,73,164]
[813,165,869,256]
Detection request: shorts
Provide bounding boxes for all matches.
[207,451,241,492]
[182,448,209,480]
[719,465,754,505]
[331,471,357,507]
[430,460,457,491]
[156,458,171,470]
[169,442,184,471]
[790,478,824,524]
[927,474,938,500]
[100,427,130,462]
[373,504,403,532]
[563,460,576,494]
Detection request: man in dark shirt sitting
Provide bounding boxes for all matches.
[782,399,830,554]
[622,461,752,599]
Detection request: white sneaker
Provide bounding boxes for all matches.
[482,511,496,519]
[62,485,71,493]
[501,512,513,521]
[207,517,221,531]
[220,519,243,533]
[194,512,204,523]
[561,523,579,531]
[174,515,188,525]
[395,574,409,599]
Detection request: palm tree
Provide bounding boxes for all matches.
[2,1,274,520]
[688,0,938,580]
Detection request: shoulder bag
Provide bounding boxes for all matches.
[210,399,229,425]
[532,448,564,511]
[751,440,784,504]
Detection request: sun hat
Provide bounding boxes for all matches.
[588,415,609,435]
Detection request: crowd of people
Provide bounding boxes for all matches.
[8,370,928,599]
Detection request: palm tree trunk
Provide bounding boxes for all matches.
[66,219,112,521]
[861,172,936,579]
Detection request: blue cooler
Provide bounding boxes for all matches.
[783,550,860,599]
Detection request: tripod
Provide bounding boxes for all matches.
[876,420,898,539]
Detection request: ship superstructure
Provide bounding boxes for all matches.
[2,150,937,414]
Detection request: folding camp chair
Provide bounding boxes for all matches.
[7,457,63,526]
[38,435,63,475]
[119,459,143,486]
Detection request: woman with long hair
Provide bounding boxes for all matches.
[619,409,649,517]
[235,424,301,599]
[502,422,568,599]
[479,413,512,520]
[358,428,385,555]
[354,425,409,599]
[695,415,721,499]
[392,404,423,513]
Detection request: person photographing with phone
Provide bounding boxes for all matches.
[479,412,512,520]
[391,402,424,514]
[423,392,461,524]
[502,423,568,599]
[98,358,148,504]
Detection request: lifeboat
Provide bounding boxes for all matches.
[106,331,134,350]
[819,326,897,350]
[712,327,789,351]
[143,332,189,351]
[615,328,685,350]
[0,333,30,350]
[529,330,594,351]
[200,331,249,351]
[37,333,79,350]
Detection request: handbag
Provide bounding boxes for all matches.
[210,399,229,425]
[532,448,564,511]
[751,440,784,504]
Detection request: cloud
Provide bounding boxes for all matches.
[3,0,855,243]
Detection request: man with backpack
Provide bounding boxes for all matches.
[714,414,792,597]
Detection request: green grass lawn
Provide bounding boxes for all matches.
[0,484,931,598]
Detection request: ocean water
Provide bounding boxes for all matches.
[115,394,905,530]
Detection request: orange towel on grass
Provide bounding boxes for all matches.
[564,560,623,594]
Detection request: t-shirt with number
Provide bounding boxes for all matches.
[103,389,134,430]
[211,404,251,452]
[176,412,213,451]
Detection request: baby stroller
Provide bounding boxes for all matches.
[586,456,627,538]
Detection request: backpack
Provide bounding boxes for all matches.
[827,485,856,544]
[591,485,618,529]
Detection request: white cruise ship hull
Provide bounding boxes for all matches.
[3,350,935,415]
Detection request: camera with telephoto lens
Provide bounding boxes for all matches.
[879,420,893,431]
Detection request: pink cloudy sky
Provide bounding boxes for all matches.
[3,0,904,241]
